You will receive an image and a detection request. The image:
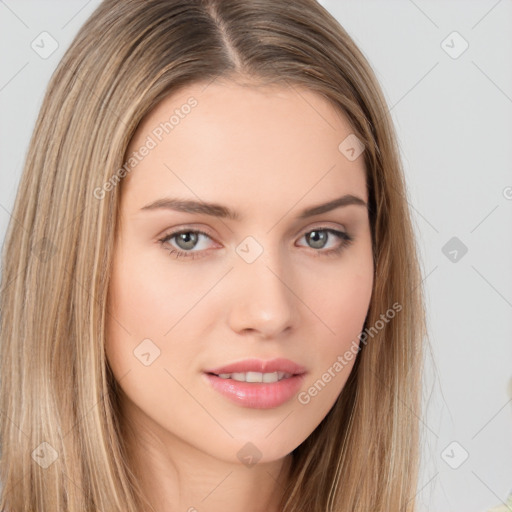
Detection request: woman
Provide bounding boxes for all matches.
[0,0,426,510]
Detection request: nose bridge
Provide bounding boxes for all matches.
[227,236,298,336]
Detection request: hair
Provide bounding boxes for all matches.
[0,0,427,510]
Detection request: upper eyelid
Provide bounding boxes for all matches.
[159,228,215,244]
[160,222,348,239]
[159,225,348,247]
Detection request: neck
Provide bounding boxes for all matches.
[119,398,293,512]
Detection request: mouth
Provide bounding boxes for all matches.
[203,357,306,378]
[202,358,307,409]
[205,371,297,383]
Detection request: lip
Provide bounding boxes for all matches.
[203,373,306,409]
[204,358,306,376]
[202,358,307,409]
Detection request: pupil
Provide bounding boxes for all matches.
[308,230,327,249]
[177,232,198,250]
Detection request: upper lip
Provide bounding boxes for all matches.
[204,358,306,376]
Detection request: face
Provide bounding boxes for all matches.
[105,78,374,466]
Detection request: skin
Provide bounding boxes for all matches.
[105,77,374,512]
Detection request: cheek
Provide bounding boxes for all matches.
[312,274,372,378]
[106,244,206,342]
[322,269,372,335]
[104,251,204,433]
[310,244,373,345]
[298,250,373,406]
[105,245,217,382]
[105,248,174,375]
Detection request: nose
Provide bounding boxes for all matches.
[226,248,299,339]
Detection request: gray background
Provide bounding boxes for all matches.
[1,1,511,510]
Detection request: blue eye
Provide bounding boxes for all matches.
[157,227,354,260]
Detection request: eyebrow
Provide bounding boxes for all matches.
[140,194,368,220]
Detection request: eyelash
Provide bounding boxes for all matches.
[157,227,354,260]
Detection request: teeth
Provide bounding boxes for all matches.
[215,371,292,382]
[262,372,278,383]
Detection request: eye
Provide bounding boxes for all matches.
[297,227,354,257]
[157,229,215,260]
[157,227,354,260]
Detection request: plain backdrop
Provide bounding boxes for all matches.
[1,1,511,511]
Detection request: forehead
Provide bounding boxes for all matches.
[122,80,367,214]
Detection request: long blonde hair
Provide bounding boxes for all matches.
[0,0,427,510]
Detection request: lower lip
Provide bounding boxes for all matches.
[203,372,306,409]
